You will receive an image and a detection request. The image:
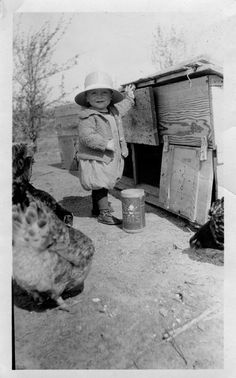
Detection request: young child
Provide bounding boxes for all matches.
[74,71,135,225]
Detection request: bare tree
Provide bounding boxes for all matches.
[151,25,187,71]
[13,15,79,145]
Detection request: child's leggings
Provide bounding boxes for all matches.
[92,188,109,211]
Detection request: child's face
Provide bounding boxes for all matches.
[86,88,112,111]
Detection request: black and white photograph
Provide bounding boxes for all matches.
[0,0,236,375]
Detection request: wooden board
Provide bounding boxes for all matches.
[193,149,214,224]
[208,75,223,88]
[164,135,213,148]
[155,76,213,143]
[57,135,79,169]
[208,78,224,195]
[159,145,213,224]
[122,87,159,145]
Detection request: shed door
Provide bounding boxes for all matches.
[122,87,159,145]
[159,145,213,224]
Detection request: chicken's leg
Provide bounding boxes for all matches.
[56,296,81,312]
[56,296,71,312]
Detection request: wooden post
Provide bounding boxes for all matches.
[131,143,138,185]
[163,135,169,152]
[212,148,219,200]
[12,279,15,370]
[200,136,208,161]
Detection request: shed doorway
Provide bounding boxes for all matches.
[121,142,163,194]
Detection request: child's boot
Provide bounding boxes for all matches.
[97,196,121,225]
[97,209,121,225]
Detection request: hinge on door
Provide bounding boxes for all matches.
[163,135,169,152]
[200,136,208,161]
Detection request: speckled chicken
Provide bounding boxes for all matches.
[189,197,224,250]
[12,194,95,310]
[12,142,95,310]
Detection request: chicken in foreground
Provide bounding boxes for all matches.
[12,142,73,226]
[189,197,224,250]
[12,195,95,311]
[12,142,94,310]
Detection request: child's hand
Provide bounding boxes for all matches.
[125,84,135,100]
[106,139,115,151]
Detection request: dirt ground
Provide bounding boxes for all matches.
[13,132,224,370]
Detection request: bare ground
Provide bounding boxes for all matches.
[13,133,224,370]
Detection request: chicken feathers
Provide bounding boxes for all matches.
[189,197,224,250]
[12,142,95,310]
[13,196,95,310]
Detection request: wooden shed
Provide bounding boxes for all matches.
[54,56,223,226]
[117,57,223,225]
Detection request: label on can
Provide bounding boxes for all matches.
[122,196,146,231]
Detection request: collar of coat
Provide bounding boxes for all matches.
[79,104,119,120]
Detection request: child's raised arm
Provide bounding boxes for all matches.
[115,84,135,117]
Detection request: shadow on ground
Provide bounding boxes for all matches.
[59,195,92,217]
[182,247,224,266]
[59,195,123,229]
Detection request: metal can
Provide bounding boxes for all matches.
[121,189,146,233]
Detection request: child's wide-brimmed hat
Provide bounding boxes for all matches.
[74,71,124,106]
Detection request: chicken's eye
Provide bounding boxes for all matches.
[38,219,47,227]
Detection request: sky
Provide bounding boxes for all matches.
[13,9,227,103]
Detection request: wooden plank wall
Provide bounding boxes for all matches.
[159,145,213,224]
[208,75,224,197]
[194,149,214,224]
[122,87,159,145]
[154,76,214,145]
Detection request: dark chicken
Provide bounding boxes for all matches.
[12,143,73,225]
[12,143,95,310]
[189,197,224,250]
